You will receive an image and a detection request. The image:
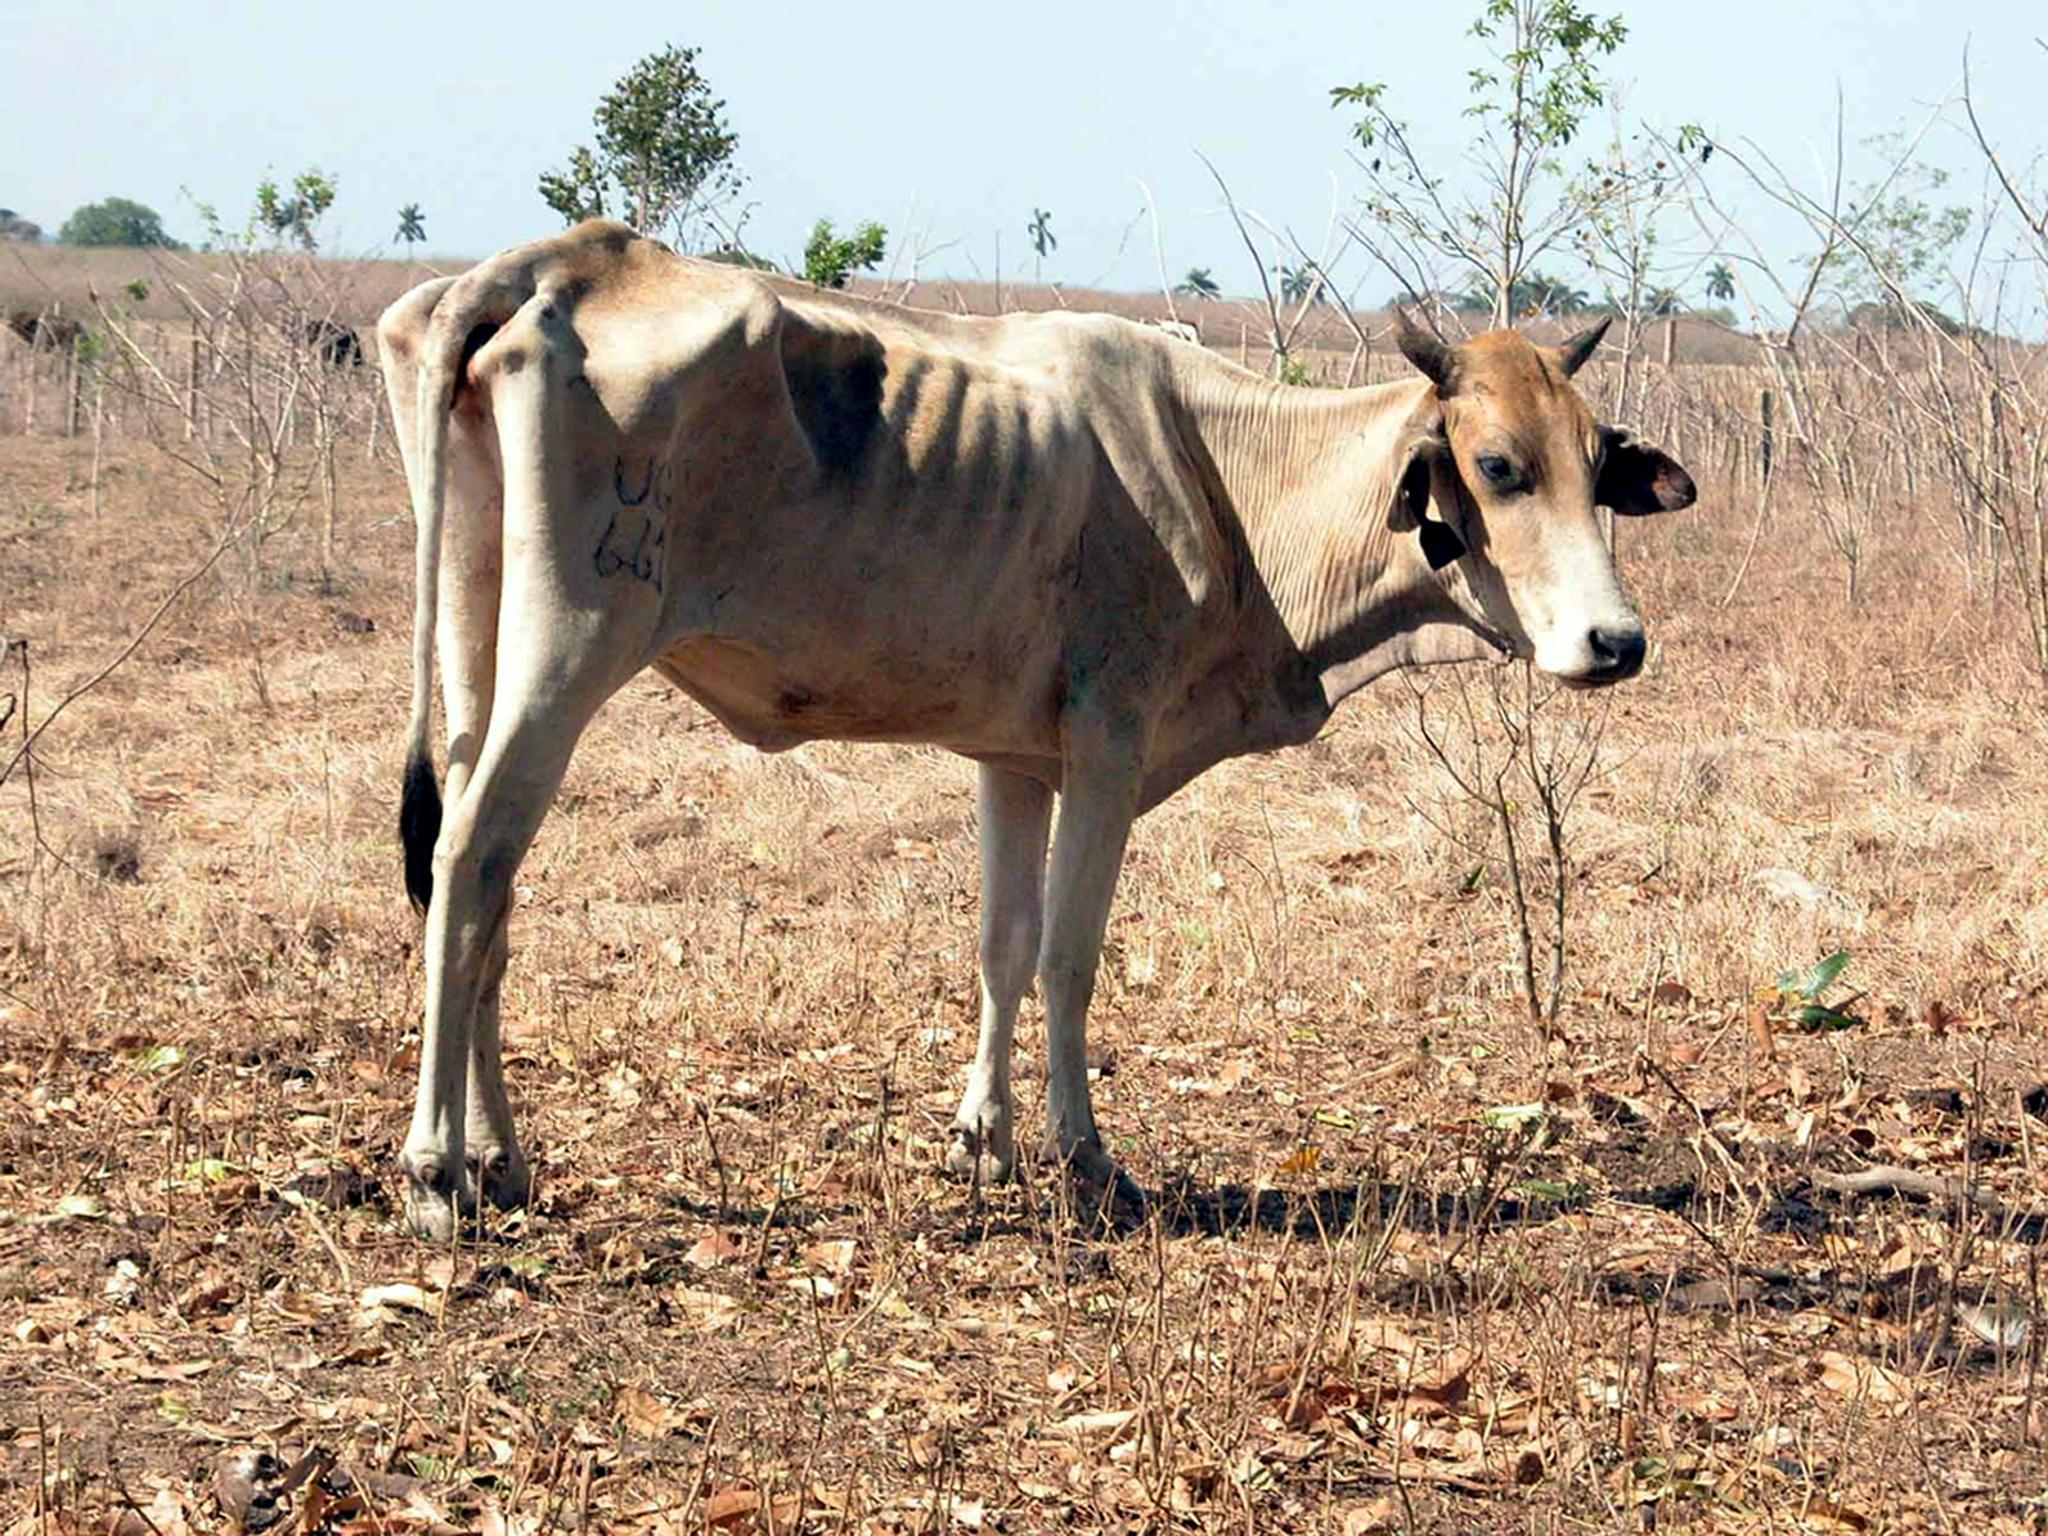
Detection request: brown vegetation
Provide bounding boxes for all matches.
[3,256,2048,1533]
[0,242,1763,374]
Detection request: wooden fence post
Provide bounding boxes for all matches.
[1982,382,2011,572]
[1757,385,1775,487]
[186,327,201,439]
[63,345,81,438]
[89,374,105,520]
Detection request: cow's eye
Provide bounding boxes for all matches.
[1476,454,1519,488]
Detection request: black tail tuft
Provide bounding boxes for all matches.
[401,749,443,912]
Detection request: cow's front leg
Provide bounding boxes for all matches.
[949,766,1053,1184]
[1037,743,1144,1208]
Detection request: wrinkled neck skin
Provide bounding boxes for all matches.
[1172,365,1509,710]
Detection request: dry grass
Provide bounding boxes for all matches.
[3,289,2048,1534]
[0,246,456,331]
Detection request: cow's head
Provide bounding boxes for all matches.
[1386,311,1694,685]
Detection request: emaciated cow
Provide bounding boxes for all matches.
[378,221,1695,1237]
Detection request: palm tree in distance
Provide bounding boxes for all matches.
[395,203,426,248]
[1525,274,1590,318]
[1176,267,1221,301]
[1027,207,1055,281]
[1280,262,1326,306]
[1705,260,1736,303]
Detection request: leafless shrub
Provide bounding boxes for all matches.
[84,245,386,704]
[1406,664,1612,1029]
[1674,83,2048,629]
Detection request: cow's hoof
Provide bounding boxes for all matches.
[1044,1138,1147,1218]
[400,1154,475,1241]
[946,1121,1016,1187]
[471,1145,532,1213]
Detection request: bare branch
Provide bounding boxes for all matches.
[1195,151,1286,373]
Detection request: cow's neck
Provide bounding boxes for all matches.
[1174,366,1485,709]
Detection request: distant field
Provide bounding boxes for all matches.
[0,239,1763,366]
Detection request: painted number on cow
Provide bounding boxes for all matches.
[596,457,669,593]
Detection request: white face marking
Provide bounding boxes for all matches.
[1440,428,1646,685]
[1517,517,1644,681]
[1394,330,1683,688]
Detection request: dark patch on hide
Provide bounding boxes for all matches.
[457,320,501,392]
[780,321,886,477]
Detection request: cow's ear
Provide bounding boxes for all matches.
[1597,429,1697,516]
[1387,412,1465,569]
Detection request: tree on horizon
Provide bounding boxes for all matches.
[538,44,742,250]
[59,197,179,248]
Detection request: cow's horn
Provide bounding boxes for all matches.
[1558,316,1612,377]
[1393,309,1455,391]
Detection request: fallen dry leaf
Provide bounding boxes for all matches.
[357,1281,444,1320]
[616,1384,702,1440]
[908,1428,947,1470]
[1956,1299,2031,1351]
[699,1485,803,1529]
[1803,1497,1872,1532]
[1816,1350,1914,1412]
[685,1230,742,1268]
[1046,1407,1140,1439]
[803,1237,857,1275]
[1340,1498,1400,1534]
[1277,1145,1322,1176]
[675,1286,743,1332]
[1671,1388,1741,1422]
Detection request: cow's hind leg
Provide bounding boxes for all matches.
[402,324,654,1237]
[403,693,600,1238]
[438,436,522,1211]
[949,765,1053,1184]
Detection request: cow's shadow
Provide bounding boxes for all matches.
[652,1159,1718,1246]
[1143,1175,1584,1241]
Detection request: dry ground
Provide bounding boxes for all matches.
[4,363,2048,1534]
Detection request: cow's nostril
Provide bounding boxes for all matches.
[1588,626,1646,680]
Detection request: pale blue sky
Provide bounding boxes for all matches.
[9,0,2043,306]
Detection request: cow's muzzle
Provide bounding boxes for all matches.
[1572,624,1646,686]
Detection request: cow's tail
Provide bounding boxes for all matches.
[393,226,632,913]
[400,343,461,913]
